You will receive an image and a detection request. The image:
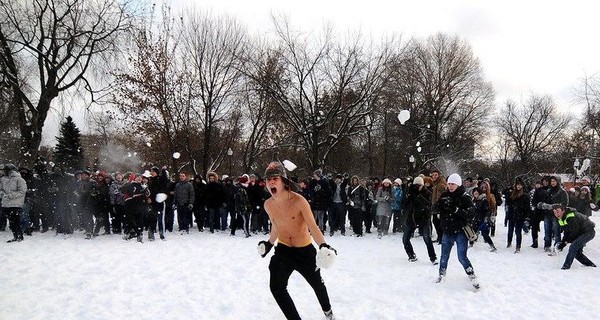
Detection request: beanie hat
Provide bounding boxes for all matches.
[582,186,591,193]
[393,178,402,185]
[264,161,288,180]
[447,173,462,186]
[382,178,392,185]
[413,176,424,186]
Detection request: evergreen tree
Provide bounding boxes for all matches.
[54,116,84,172]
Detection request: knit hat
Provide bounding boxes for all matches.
[582,186,591,193]
[382,178,392,185]
[447,173,462,186]
[264,161,288,180]
[413,176,424,186]
[393,178,402,185]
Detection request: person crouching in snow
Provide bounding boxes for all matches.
[552,204,596,269]
[435,173,480,289]
[257,161,337,320]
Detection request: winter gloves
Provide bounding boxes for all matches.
[257,241,338,269]
[536,202,554,210]
[257,240,273,258]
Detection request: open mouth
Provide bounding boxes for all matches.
[270,187,278,195]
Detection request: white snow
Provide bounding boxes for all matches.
[1,208,599,320]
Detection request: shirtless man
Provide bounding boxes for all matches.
[258,161,336,320]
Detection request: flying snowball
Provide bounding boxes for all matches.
[397,110,410,124]
[173,152,181,159]
[282,160,297,172]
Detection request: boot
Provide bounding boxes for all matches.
[514,246,521,253]
[489,244,497,252]
[148,230,155,241]
[7,232,19,243]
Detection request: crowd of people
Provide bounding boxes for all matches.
[0,162,596,271]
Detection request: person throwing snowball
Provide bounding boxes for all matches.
[257,161,337,320]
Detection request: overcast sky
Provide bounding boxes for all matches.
[171,0,600,110]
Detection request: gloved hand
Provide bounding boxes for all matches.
[257,240,273,258]
[537,202,553,210]
[319,243,338,255]
[187,203,193,210]
[556,242,566,252]
[536,202,545,210]
[316,243,338,269]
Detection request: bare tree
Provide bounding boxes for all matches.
[182,10,249,175]
[495,94,572,169]
[0,0,132,166]
[248,17,399,169]
[392,33,495,170]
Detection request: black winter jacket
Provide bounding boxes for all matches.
[559,210,596,243]
[436,186,475,234]
[403,185,432,227]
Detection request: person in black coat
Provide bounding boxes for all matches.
[204,172,225,233]
[553,204,596,269]
[435,173,479,288]
[402,177,437,264]
[505,179,531,253]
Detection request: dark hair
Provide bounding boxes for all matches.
[551,203,565,211]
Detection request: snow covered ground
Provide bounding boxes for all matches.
[1,207,599,320]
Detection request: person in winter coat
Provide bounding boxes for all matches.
[109,172,127,234]
[192,175,207,232]
[402,176,437,264]
[536,175,568,251]
[471,187,497,252]
[148,166,171,240]
[391,178,405,233]
[310,170,332,234]
[375,178,394,238]
[328,174,348,236]
[233,175,251,237]
[506,178,531,253]
[435,173,479,289]
[91,172,111,236]
[122,173,149,242]
[175,171,196,234]
[346,175,367,237]
[1,164,28,243]
[552,204,596,269]
[50,166,74,235]
[576,186,593,217]
[530,179,548,249]
[75,170,94,239]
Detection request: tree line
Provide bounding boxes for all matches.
[1,0,598,188]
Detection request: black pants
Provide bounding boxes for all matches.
[348,207,363,235]
[6,207,23,238]
[269,244,332,320]
[125,200,143,237]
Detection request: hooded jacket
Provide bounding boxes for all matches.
[0,171,28,208]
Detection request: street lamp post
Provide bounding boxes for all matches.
[227,148,233,176]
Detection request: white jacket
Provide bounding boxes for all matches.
[0,171,27,208]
